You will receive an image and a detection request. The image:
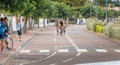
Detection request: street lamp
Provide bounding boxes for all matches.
[96,0,98,18]
[90,0,93,17]
[106,0,108,23]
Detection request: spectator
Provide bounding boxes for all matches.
[16,20,22,41]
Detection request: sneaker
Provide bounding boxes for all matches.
[6,47,11,50]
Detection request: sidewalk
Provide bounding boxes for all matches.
[0,28,38,65]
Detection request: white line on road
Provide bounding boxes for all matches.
[39,50,50,53]
[77,49,88,52]
[76,53,81,57]
[63,58,74,63]
[58,49,69,52]
[54,38,57,42]
[96,49,108,52]
[114,49,120,53]
[21,52,57,65]
[20,50,31,53]
[49,63,56,65]
[65,35,80,52]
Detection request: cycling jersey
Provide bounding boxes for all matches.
[0,22,6,39]
[60,20,63,26]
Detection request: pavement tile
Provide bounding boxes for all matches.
[0,29,38,65]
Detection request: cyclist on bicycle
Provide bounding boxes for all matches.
[59,19,65,35]
[3,17,11,49]
[55,19,59,34]
[0,18,6,52]
[63,20,68,34]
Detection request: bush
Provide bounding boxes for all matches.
[68,21,76,24]
[104,22,113,36]
[95,25,104,33]
[87,17,99,30]
[94,22,106,33]
[105,22,120,39]
[87,17,106,33]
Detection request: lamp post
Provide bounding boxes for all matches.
[90,0,93,17]
[96,0,98,18]
[106,0,108,23]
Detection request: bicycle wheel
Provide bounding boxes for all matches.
[6,37,13,50]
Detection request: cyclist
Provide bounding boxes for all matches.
[55,19,59,34]
[63,20,68,34]
[59,19,65,35]
[3,17,11,50]
[0,18,6,53]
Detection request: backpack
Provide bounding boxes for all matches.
[0,22,6,35]
[60,20,63,26]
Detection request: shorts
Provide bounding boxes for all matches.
[0,34,5,40]
[17,30,22,36]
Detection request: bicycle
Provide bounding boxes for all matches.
[5,34,13,50]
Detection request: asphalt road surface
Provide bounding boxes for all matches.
[7,25,120,65]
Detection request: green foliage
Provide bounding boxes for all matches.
[117,10,120,16]
[69,21,76,24]
[80,4,91,18]
[87,17,99,30]
[87,17,106,33]
[95,6,105,20]
[54,2,72,18]
[105,23,120,39]
[94,22,106,33]
[108,10,118,18]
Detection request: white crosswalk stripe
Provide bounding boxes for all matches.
[20,50,31,53]
[77,49,88,52]
[58,49,69,52]
[114,50,120,53]
[39,50,50,52]
[19,49,120,53]
[96,49,108,52]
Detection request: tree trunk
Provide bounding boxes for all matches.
[32,19,36,29]
[30,19,34,29]
[29,18,33,30]
[23,17,28,33]
[37,18,40,28]
[28,18,31,30]
[43,18,45,28]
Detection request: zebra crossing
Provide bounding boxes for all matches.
[19,49,120,53]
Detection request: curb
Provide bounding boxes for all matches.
[0,33,36,65]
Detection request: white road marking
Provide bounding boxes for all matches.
[21,52,57,65]
[77,49,88,52]
[96,49,108,52]
[20,50,31,53]
[58,49,69,52]
[75,61,120,65]
[54,38,57,42]
[63,58,74,63]
[114,49,120,53]
[49,63,56,65]
[76,53,81,57]
[39,50,50,52]
[65,35,80,53]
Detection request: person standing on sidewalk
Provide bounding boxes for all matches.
[3,17,11,50]
[0,18,6,53]
[16,20,22,41]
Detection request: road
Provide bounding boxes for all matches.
[7,25,120,65]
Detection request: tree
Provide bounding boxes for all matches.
[108,9,118,18]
